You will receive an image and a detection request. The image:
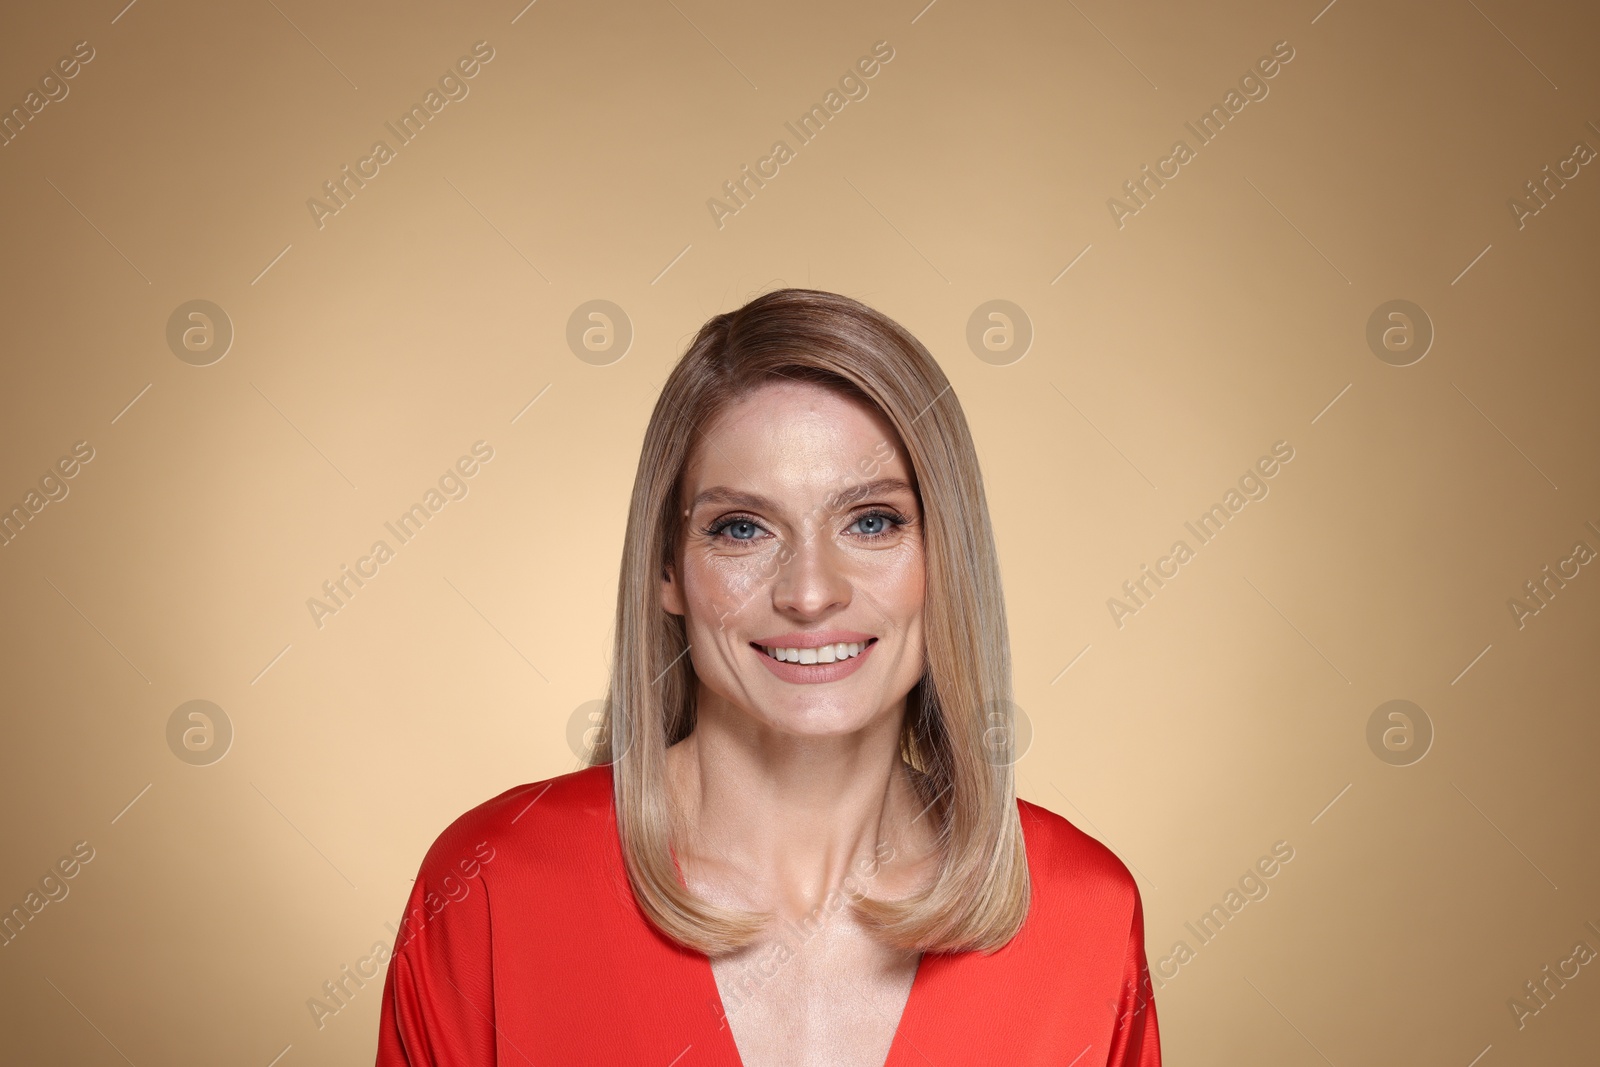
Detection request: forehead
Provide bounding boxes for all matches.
[684,380,908,493]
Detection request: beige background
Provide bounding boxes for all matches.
[1,0,1597,1063]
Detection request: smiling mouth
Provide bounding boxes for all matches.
[750,637,878,665]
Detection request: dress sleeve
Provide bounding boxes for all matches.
[1104,883,1161,1066]
[373,836,501,1066]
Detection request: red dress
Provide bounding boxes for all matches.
[373,763,1161,1065]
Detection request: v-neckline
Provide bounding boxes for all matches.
[667,844,928,1067]
[698,942,928,1067]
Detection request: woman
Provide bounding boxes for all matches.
[373,289,1161,1065]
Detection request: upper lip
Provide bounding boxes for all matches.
[751,631,877,648]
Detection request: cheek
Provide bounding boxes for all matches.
[683,549,781,625]
[862,545,926,622]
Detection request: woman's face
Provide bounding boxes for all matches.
[663,380,926,738]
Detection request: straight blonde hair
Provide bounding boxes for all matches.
[587,288,1029,956]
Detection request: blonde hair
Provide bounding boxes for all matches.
[588,288,1028,956]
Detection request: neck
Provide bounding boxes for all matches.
[664,692,935,922]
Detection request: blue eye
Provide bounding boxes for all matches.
[848,510,906,540]
[704,515,768,542]
[853,514,887,535]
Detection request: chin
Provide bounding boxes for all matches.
[743,696,892,738]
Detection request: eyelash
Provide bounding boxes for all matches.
[700,508,909,545]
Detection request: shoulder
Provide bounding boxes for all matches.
[386,764,621,970]
[1015,795,1141,925]
[411,763,615,883]
[378,767,617,1059]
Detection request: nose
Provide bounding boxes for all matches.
[770,530,851,618]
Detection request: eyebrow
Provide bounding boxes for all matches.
[689,477,918,515]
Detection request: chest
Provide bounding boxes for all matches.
[709,932,922,1067]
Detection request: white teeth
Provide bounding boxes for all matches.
[762,641,869,663]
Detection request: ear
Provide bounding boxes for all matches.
[661,558,685,616]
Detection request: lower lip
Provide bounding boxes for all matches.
[752,639,877,684]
